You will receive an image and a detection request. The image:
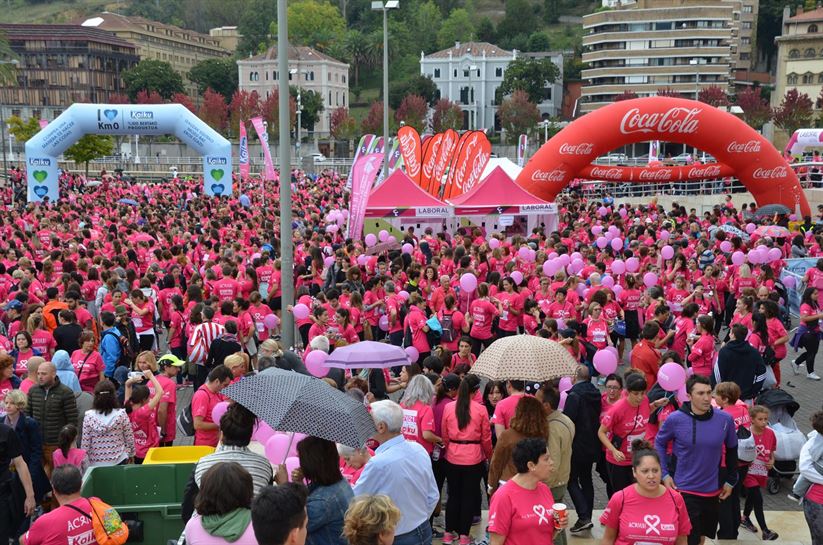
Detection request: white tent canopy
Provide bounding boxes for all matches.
[481,157,522,181]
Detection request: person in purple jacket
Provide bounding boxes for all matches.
[654,374,738,545]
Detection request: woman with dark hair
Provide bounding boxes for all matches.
[686,315,715,377]
[496,277,522,338]
[81,379,135,466]
[792,234,807,258]
[488,437,568,545]
[185,462,257,544]
[290,436,354,545]
[440,374,492,544]
[600,440,690,545]
[488,397,549,494]
[794,287,823,380]
[468,283,499,356]
[762,300,789,385]
[10,330,42,379]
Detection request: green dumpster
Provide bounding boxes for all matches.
[81,463,194,544]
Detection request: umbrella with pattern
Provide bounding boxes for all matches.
[470,335,579,382]
[221,369,376,448]
[754,225,790,238]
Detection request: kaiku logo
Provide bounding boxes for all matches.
[619,107,701,136]
[559,143,595,155]
[28,157,51,167]
[727,140,761,153]
[589,167,622,180]
[753,166,788,179]
[639,169,672,181]
[239,137,249,162]
[207,157,228,165]
[129,111,154,120]
[531,168,567,182]
[688,165,722,178]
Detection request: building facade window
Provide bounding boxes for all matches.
[742,4,752,13]
[790,49,800,58]
[806,48,817,58]
[434,68,440,78]
[495,67,502,77]
[810,24,819,33]
[788,73,798,85]
[803,72,814,84]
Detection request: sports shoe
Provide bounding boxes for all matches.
[787,492,803,504]
[569,519,594,534]
[791,359,801,375]
[741,516,758,533]
[809,372,821,380]
[442,532,457,545]
[762,530,779,541]
[458,535,474,545]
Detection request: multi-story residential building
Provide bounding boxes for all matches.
[419,41,563,131]
[209,27,241,53]
[0,23,139,122]
[580,0,759,113]
[80,12,231,98]
[774,6,823,113]
[237,44,349,135]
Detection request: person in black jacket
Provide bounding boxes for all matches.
[712,323,767,401]
[205,320,243,371]
[562,365,602,534]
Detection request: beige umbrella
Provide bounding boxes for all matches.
[470,335,579,382]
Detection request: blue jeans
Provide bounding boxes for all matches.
[393,521,432,545]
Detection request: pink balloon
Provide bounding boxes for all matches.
[596,236,608,249]
[608,225,620,236]
[489,238,500,249]
[593,349,618,375]
[518,247,530,260]
[731,251,745,266]
[676,384,689,403]
[387,235,397,244]
[598,206,608,217]
[293,303,310,320]
[790,214,798,221]
[746,223,756,234]
[265,434,291,463]
[378,230,389,242]
[559,391,568,411]
[402,243,413,254]
[610,238,623,251]
[558,254,571,267]
[661,245,674,260]
[405,346,419,363]
[747,250,760,264]
[658,362,687,392]
[543,259,560,277]
[611,259,626,275]
[591,225,603,235]
[211,401,229,425]
[559,376,573,393]
[618,208,628,218]
[660,230,670,241]
[720,240,732,253]
[324,256,335,268]
[357,254,368,265]
[768,247,782,262]
[511,271,524,285]
[285,456,301,482]
[783,275,797,289]
[571,252,582,261]
[378,315,390,331]
[365,233,377,247]
[460,273,478,292]
[576,283,587,297]
[264,314,280,329]
[605,346,619,359]
[758,248,770,263]
[305,350,329,378]
[612,284,623,297]
[398,290,410,300]
[643,272,658,288]
[287,433,307,458]
[254,420,276,444]
[625,257,640,272]
[601,275,615,288]
[326,224,339,233]
[527,249,536,263]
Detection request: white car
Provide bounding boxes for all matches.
[602,153,628,163]
[310,153,327,163]
[671,153,695,164]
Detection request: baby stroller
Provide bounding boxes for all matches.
[755,388,805,494]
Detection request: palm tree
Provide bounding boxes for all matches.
[0,32,19,85]
[344,30,371,87]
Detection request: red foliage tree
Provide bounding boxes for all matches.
[107,93,130,104]
[260,91,297,138]
[198,88,229,132]
[330,107,358,141]
[432,99,463,133]
[772,88,814,135]
[362,101,387,135]
[697,85,729,107]
[394,94,428,132]
[498,90,539,143]
[136,89,164,104]
[171,92,196,113]
[736,87,772,130]
[229,90,261,135]
[613,90,638,102]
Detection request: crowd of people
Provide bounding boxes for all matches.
[0,169,822,545]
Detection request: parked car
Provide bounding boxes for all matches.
[311,153,327,163]
[601,153,629,163]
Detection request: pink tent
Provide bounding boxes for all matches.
[365,170,453,218]
[447,166,556,215]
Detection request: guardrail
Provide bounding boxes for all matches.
[568,178,748,199]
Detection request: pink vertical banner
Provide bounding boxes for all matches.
[346,134,375,190]
[348,153,384,240]
[39,119,49,129]
[250,116,275,180]
[238,121,250,180]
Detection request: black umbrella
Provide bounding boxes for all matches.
[221,369,376,448]
[753,204,791,219]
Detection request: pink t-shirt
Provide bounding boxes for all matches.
[600,398,650,466]
[491,393,526,429]
[600,485,691,545]
[766,317,788,359]
[401,400,436,453]
[52,447,87,470]
[469,299,498,340]
[23,497,95,545]
[743,427,777,488]
[31,330,56,355]
[488,480,557,545]
[71,349,105,393]
[191,385,223,447]
[154,375,178,440]
[129,404,159,459]
[497,292,521,332]
[212,278,240,302]
[404,307,430,354]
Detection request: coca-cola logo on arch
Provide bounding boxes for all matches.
[726,140,762,153]
[688,165,722,178]
[619,107,702,136]
[752,166,788,179]
[559,142,595,155]
[589,167,622,180]
[531,168,567,182]
[639,169,672,181]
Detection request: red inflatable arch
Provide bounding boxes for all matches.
[516,97,810,216]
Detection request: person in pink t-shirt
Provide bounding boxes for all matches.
[125,370,163,464]
[191,366,233,447]
[488,437,568,545]
[740,405,778,540]
[686,315,715,378]
[399,375,441,454]
[600,439,691,545]
[491,381,528,437]
[468,283,499,356]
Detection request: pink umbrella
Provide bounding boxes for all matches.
[323,341,410,369]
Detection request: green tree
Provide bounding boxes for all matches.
[344,30,374,87]
[0,31,17,86]
[389,75,438,109]
[280,0,346,51]
[497,0,538,42]
[436,9,475,50]
[409,1,442,54]
[395,95,428,132]
[189,58,238,100]
[124,60,184,101]
[292,87,325,131]
[238,0,278,55]
[7,116,40,144]
[476,17,496,43]
[432,98,462,132]
[498,90,539,143]
[526,32,551,52]
[496,57,559,105]
[64,135,114,177]
[124,0,185,28]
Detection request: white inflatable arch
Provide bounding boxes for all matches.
[25,103,232,202]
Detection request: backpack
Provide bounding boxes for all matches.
[737,425,756,463]
[103,330,135,369]
[66,497,129,545]
[762,344,777,367]
[440,312,456,343]
[177,402,195,437]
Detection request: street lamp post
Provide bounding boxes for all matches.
[371,0,399,178]
[1,59,20,207]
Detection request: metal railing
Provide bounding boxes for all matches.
[568,178,748,199]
